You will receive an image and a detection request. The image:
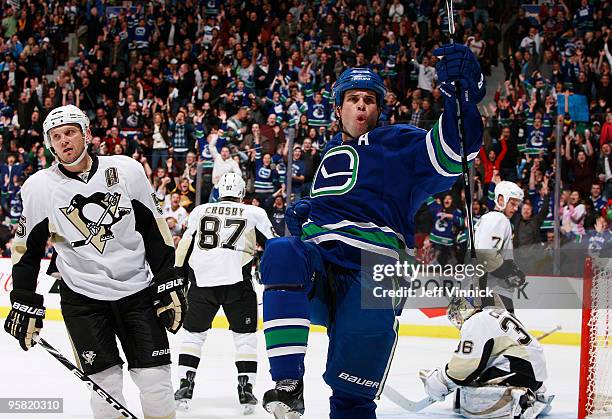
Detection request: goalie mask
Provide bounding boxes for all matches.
[494,181,524,211]
[447,297,477,329]
[43,104,90,167]
[218,172,245,200]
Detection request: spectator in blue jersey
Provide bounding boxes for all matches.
[299,138,320,197]
[289,145,305,201]
[169,111,195,173]
[251,133,279,209]
[269,192,287,237]
[590,183,606,214]
[428,194,464,266]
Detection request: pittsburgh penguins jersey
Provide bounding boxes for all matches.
[446,308,547,390]
[301,93,483,270]
[176,200,277,287]
[474,211,514,297]
[12,155,175,301]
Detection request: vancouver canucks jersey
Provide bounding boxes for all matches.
[176,200,277,287]
[301,99,483,270]
[12,155,175,300]
[427,200,464,247]
[446,308,547,389]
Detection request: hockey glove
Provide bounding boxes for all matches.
[150,268,187,334]
[4,289,45,351]
[286,199,312,237]
[433,43,486,104]
[419,368,457,401]
[504,268,526,289]
[492,260,526,289]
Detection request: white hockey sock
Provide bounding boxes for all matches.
[233,331,257,384]
[177,330,208,380]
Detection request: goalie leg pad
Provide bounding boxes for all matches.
[89,365,127,419]
[130,365,175,419]
[459,385,529,418]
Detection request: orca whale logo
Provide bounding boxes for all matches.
[311,145,359,197]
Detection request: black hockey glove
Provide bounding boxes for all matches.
[492,260,526,289]
[504,268,526,289]
[150,268,187,334]
[4,289,45,351]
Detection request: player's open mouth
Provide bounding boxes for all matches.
[63,147,73,154]
[356,116,367,123]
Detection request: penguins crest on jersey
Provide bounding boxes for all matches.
[14,154,172,301]
[60,191,132,254]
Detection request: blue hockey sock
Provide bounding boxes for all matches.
[263,289,310,381]
[330,388,376,419]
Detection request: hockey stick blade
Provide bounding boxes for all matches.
[537,325,562,342]
[33,335,139,418]
[383,384,436,412]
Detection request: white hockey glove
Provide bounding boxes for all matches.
[419,368,457,401]
[150,268,187,334]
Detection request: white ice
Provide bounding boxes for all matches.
[0,320,578,418]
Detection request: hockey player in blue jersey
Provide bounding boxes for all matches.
[260,43,486,419]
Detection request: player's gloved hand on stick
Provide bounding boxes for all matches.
[433,43,486,104]
[492,260,526,289]
[4,289,45,351]
[419,368,457,401]
[150,268,187,334]
[285,199,312,237]
[504,266,526,289]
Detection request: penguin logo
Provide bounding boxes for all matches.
[60,192,132,254]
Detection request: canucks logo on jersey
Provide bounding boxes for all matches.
[311,145,359,197]
[60,192,132,254]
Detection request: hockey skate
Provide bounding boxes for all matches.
[262,379,304,419]
[238,375,258,415]
[174,371,195,411]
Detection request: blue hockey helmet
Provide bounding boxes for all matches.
[333,67,386,108]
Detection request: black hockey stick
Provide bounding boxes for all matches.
[445,0,479,301]
[33,335,139,419]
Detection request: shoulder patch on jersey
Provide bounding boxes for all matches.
[60,192,132,254]
[151,193,164,215]
[16,215,26,238]
[105,167,119,187]
[311,145,359,197]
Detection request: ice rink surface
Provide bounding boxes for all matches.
[0,320,578,418]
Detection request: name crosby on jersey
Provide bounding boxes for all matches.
[204,205,246,217]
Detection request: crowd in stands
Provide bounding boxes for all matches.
[0,0,609,269]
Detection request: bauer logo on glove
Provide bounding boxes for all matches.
[150,268,187,334]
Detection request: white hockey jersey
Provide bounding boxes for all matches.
[447,308,547,388]
[12,155,175,300]
[474,210,513,255]
[176,200,276,287]
[474,210,515,297]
